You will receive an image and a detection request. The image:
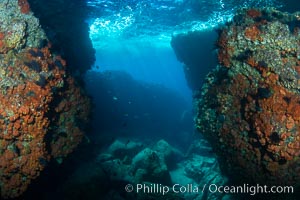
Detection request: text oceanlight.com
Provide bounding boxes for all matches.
[124,183,294,196]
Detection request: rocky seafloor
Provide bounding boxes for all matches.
[54,137,230,200]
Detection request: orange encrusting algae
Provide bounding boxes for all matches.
[197,8,300,187]
[18,0,30,14]
[0,45,90,198]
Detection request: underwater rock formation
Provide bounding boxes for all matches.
[57,138,228,200]
[0,0,90,198]
[27,0,95,74]
[196,8,300,186]
[171,31,218,90]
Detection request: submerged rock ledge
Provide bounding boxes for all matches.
[28,0,95,74]
[0,0,90,198]
[196,8,300,187]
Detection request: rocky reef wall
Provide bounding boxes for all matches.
[196,8,300,189]
[27,0,95,74]
[171,31,218,90]
[0,0,90,198]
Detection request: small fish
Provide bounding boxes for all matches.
[113,96,118,100]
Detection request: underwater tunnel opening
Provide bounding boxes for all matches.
[85,30,195,150]
[92,39,193,104]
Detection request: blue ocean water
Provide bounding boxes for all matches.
[84,0,286,149]
[87,0,282,103]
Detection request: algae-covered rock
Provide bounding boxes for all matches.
[132,147,172,185]
[196,8,300,188]
[171,31,218,90]
[0,0,90,198]
[107,139,144,161]
[27,0,95,74]
[0,0,46,53]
